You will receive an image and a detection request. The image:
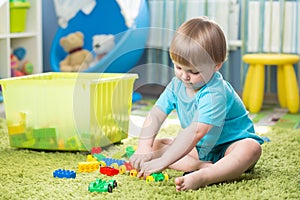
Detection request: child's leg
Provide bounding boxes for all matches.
[153,138,212,172]
[175,138,262,191]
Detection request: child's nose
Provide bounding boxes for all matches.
[182,72,190,81]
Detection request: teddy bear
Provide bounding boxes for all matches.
[59,31,93,72]
[89,34,115,67]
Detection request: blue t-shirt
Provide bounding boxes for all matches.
[155,72,264,156]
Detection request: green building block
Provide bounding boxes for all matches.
[88,178,117,193]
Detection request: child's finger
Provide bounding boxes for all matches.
[137,169,144,178]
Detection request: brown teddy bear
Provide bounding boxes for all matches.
[59,31,93,72]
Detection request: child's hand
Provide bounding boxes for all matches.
[137,158,166,178]
[129,146,154,170]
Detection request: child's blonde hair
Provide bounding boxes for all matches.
[169,16,227,70]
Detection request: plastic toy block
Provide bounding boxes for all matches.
[87,154,97,162]
[91,147,102,154]
[66,137,79,150]
[32,128,56,138]
[88,178,117,193]
[128,170,168,182]
[100,166,119,176]
[9,133,26,146]
[123,162,134,171]
[53,169,76,179]
[32,128,58,148]
[118,165,127,174]
[7,112,27,134]
[101,158,125,167]
[7,124,26,134]
[125,146,136,158]
[22,138,35,148]
[93,153,106,161]
[129,169,138,177]
[146,172,169,182]
[78,161,99,172]
[66,136,86,150]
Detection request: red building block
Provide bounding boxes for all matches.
[100,166,119,176]
[91,147,102,155]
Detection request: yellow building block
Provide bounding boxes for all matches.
[78,161,99,172]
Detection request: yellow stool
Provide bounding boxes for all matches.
[242,53,300,113]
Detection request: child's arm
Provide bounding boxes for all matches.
[130,106,167,170]
[137,122,212,177]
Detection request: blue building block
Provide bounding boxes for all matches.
[101,158,125,167]
[53,169,76,179]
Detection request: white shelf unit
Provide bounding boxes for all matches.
[0,0,42,78]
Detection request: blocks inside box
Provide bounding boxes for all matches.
[0,72,138,151]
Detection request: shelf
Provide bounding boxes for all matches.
[9,32,40,38]
[0,0,42,79]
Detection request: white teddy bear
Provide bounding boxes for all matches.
[90,34,115,67]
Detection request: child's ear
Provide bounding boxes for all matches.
[214,63,223,71]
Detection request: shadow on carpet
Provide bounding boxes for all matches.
[0,118,299,200]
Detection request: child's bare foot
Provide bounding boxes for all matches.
[175,170,207,191]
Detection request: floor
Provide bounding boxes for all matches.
[131,99,300,130]
[0,99,299,139]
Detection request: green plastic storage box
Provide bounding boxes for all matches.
[0,72,138,151]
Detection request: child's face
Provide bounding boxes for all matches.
[173,62,208,91]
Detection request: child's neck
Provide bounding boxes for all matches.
[186,87,196,97]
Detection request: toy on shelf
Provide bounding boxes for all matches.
[88,178,117,193]
[10,47,34,77]
[9,0,31,33]
[53,169,76,179]
[59,31,93,72]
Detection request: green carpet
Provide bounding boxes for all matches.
[0,117,300,200]
[133,100,300,129]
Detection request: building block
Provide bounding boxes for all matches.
[78,161,99,172]
[100,166,119,176]
[7,124,26,135]
[92,153,106,161]
[146,172,169,182]
[101,158,125,167]
[91,147,102,154]
[88,178,117,193]
[125,146,135,158]
[87,154,97,162]
[53,169,76,179]
[32,128,58,148]
[123,161,134,171]
[128,169,169,182]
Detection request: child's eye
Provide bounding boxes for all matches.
[176,66,182,70]
[191,71,199,75]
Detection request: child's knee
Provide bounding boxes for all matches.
[153,138,173,150]
[248,139,262,159]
